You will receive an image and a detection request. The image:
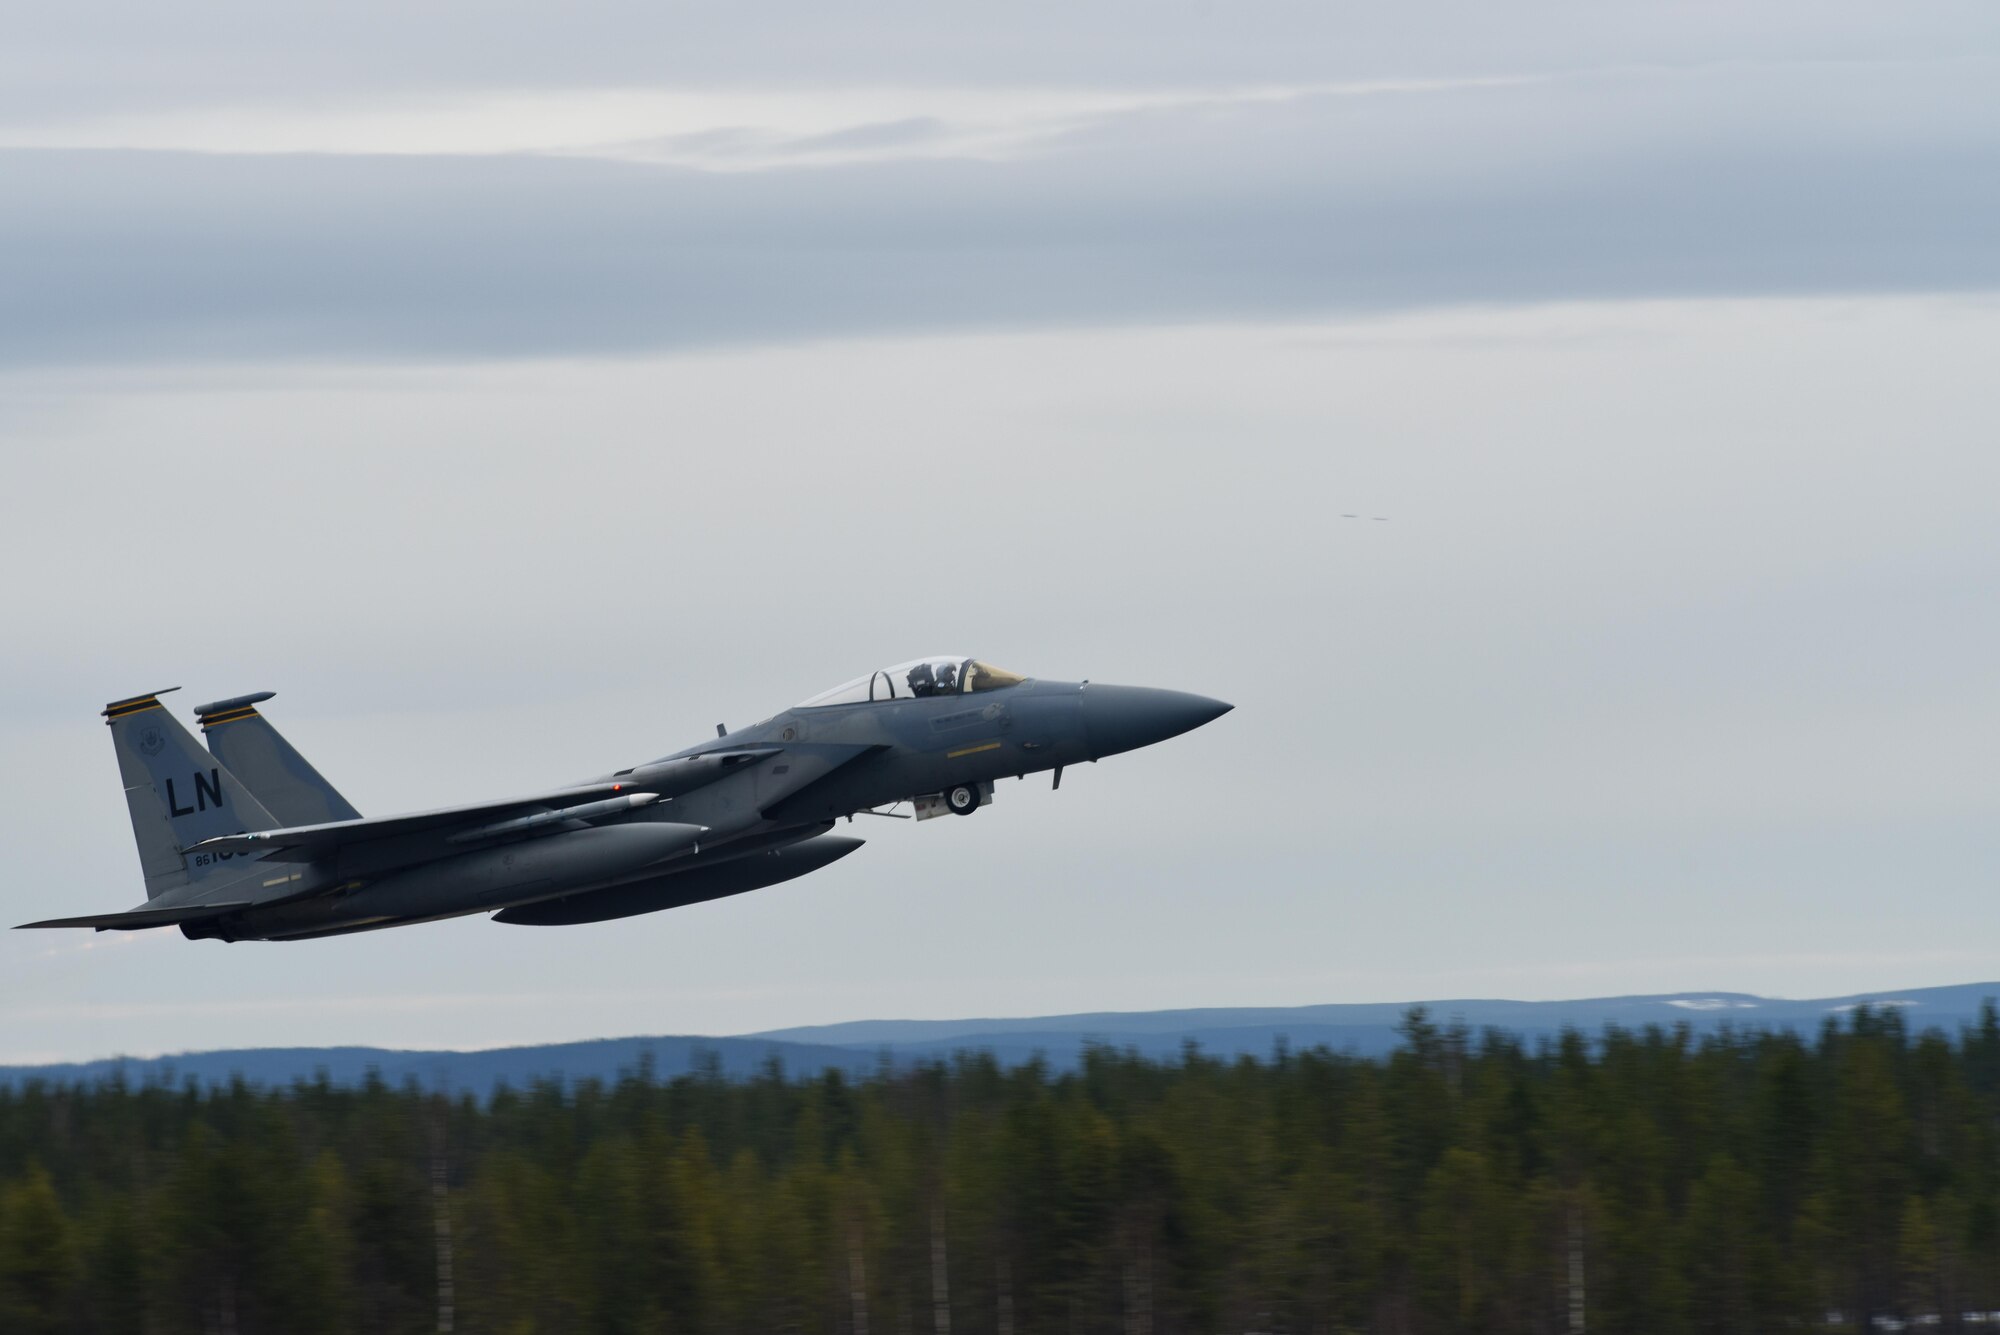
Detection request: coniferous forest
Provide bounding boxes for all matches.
[4,1006,2000,1334]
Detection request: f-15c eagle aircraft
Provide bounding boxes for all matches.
[20,658,1230,942]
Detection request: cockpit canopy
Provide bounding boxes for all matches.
[797,657,1028,708]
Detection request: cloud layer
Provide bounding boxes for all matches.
[4,0,1998,368]
[8,55,1999,366]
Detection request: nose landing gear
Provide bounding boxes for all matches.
[946,783,980,816]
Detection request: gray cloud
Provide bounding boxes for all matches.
[5,62,1998,367]
[7,2,1993,120]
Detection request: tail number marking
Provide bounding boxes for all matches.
[166,769,226,817]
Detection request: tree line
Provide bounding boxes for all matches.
[3,1005,1999,1334]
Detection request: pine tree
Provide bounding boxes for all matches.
[0,1164,81,1335]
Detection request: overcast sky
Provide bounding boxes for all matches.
[2,3,1997,1062]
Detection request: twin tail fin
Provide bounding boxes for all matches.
[194,692,361,826]
[102,689,280,901]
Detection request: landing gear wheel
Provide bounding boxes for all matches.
[947,783,980,816]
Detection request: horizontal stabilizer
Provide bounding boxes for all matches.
[17,901,252,932]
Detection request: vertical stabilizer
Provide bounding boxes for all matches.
[102,690,280,901]
[196,692,362,826]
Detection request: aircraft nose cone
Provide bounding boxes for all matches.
[1081,686,1233,759]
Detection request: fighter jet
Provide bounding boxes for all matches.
[20,658,1230,942]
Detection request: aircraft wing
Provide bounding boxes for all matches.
[183,748,793,862]
[182,783,646,861]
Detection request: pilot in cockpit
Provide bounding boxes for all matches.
[797,657,1027,709]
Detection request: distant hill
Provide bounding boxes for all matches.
[0,1035,882,1098]
[751,984,2000,1061]
[753,983,2000,1066]
[4,983,1993,1097]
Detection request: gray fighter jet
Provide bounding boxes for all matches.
[20,659,1229,942]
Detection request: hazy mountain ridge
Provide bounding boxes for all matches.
[0,1036,883,1097]
[4,985,1991,1097]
